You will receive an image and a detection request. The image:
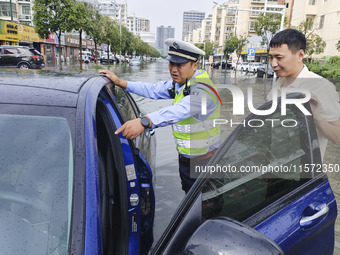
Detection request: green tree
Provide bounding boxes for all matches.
[33,0,74,70]
[254,13,281,79]
[68,1,94,70]
[234,35,247,78]
[195,41,217,60]
[224,36,239,61]
[294,19,326,58]
[336,40,340,52]
[86,8,105,64]
[101,16,119,64]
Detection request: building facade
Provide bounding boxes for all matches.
[98,0,116,18]
[289,0,340,59]
[182,10,205,40]
[156,25,175,56]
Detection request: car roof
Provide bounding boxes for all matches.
[0,75,92,107]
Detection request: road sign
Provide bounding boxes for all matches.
[247,48,255,61]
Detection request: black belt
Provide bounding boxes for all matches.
[179,148,218,163]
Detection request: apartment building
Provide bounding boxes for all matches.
[126,14,150,35]
[210,0,238,54]
[98,0,115,18]
[290,0,340,58]
[0,0,35,26]
[115,1,127,24]
[237,0,286,38]
[182,10,205,40]
[156,25,175,55]
[137,18,150,33]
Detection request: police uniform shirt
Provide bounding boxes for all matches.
[125,69,221,154]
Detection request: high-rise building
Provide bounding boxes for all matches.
[137,18,150,33]
[115,1,127,25]
[289,0,340,59]
[126,14,150,35]
[182,10,205,40]
[156,26,175,56]
[98,0,116,18]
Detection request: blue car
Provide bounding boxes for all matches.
[151,93,337,255]
[0,76,337,255]
[0,75,155,255]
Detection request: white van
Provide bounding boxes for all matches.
[81,51,92,63]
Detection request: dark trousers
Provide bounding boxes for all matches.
[178,156,211,193]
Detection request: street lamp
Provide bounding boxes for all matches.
[119,8,122,65]
[9,0,13,21]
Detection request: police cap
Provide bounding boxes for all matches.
[165,38,205,64]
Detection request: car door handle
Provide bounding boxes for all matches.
[300,203,329,228]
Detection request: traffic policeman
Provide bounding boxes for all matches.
[99,39,222,193]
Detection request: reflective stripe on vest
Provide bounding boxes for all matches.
[172,70,221,156]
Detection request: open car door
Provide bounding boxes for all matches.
[151,93,337,255]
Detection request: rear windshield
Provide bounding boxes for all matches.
[29,49,42,55]
[0,114,73,255]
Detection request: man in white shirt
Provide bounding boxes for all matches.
[267,29,340,158]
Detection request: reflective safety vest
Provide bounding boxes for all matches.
[172,70,221,157]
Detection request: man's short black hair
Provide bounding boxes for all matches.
[269,29,306,53]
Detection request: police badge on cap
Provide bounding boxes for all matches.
[165,39,205,64]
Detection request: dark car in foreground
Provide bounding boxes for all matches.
[0,46,45,69]
[257,64,274,78]
[0,75,336,255]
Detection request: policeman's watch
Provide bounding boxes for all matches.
[140,116,150,129]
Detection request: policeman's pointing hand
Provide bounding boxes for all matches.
[115,118,145,140]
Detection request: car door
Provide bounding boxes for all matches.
[0,47,19,67]
[98,85,155,255]
[83,78,155,255]
[151,94,337,255]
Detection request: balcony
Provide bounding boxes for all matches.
[17,0,30,3]
[251,0,264,3]
[225,18,235,25]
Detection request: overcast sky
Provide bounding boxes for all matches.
[126,0,220,39]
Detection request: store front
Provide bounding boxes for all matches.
[0,20,19,46]
[18,24,44,54]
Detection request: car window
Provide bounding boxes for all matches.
[113,85,139,121]
[29,49,41,55]
[96,98,129,254]
[0,114,73,254]
[201,102,317,223]
[4,48,18,54]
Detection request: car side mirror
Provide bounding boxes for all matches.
[180,217,285,255]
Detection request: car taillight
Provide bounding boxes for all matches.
[32,55,39,59]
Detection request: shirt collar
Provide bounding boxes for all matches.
[276,64,308,88]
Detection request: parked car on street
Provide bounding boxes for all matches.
[100,53,115,64]
[248,62,263,74]
[257,64,275,78]
[0,75,336,255]
[0,46,45,69]
[130,59,141,66]
[235,62,250,72]
[80,51,92,64]
[212,61,232,69]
